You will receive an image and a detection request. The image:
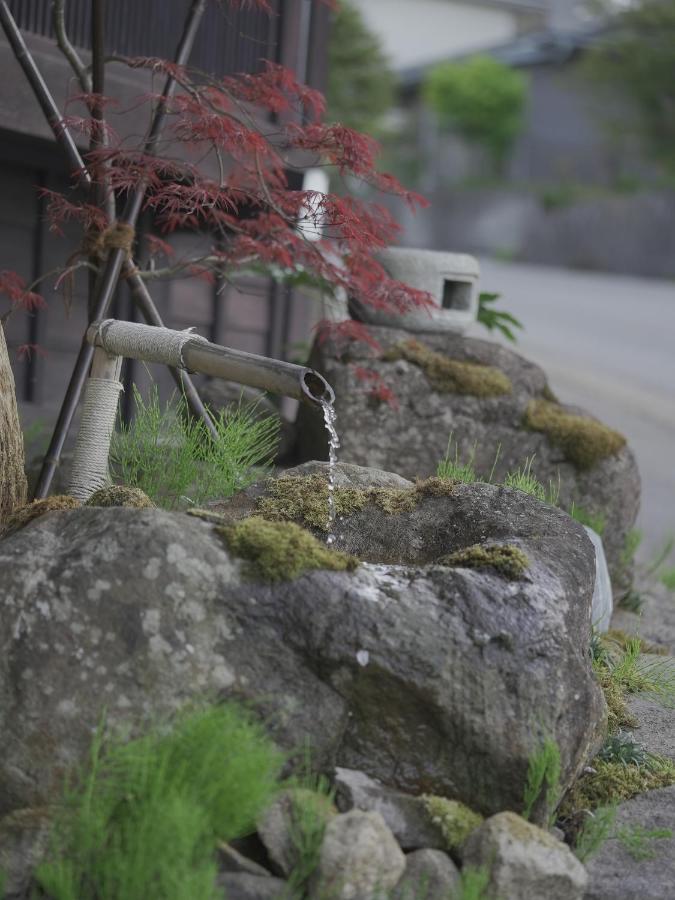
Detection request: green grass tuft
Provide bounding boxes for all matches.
[437,435,478,483]
[522,737,562,824]
[616,822,673,861]
[504,456,560,505]
[110,385,279,510]
[37,704,283,900]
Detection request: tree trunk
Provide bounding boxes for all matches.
[0,323,27,523]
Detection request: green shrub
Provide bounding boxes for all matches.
[504,456,560,506]
[423,55,527,169]
[110,385,279,509]
[37,704,283,900]
[437,435,478,483]
[575,805,617,863]
[522,737,561,824]
[456,865,491,899]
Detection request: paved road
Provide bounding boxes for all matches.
[473,258,675,559]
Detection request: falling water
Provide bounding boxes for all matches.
[320,396,340,544]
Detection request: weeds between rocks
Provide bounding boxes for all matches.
[522,738,562,825]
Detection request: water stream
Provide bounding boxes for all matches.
[320,396,340,545]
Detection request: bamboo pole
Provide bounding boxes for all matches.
[26,0,208,498]
[0,1,219,460]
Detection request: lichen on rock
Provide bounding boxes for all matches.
[86,485,155,509]
[524,399,626,470]
[255,474,456,532]
[216,516,358,582]
[437,543,529,580]
[382,338,512,397]
[0,495,80,538]
[421,796,483,852]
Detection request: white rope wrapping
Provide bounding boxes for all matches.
[68,376,123,501]
[96,319,208,369]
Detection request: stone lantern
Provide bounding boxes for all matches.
[349,247,479,334]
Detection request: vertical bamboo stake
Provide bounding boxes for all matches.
[33,0,208,498]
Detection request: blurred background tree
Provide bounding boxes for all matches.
[422,55,528,174]
[584,0,675,174]
[325,0,395,134]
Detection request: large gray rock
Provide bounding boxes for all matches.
[584,786,675,900]
[0,463,605,820]
[310,810,405,900]
[463,811,588,900]
[296,326,640,589]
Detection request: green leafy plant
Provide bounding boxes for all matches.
[504,456,560,506]
[574,804,617,863]
[522,737,562,824]
[423,55,528,170]
[597,731,655,769]
[37,703,283,900]
[477,292,524,343]
[616,822,673,861]
[110,385,279,509]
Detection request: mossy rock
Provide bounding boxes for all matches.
[383,338,512,397]
[216,516,358,582]
[524,399,625,470]
[422,796,483,852]
[255,473,455,532]
[1,495,80,538]
[438,543,529,581]
[86,485,155,509]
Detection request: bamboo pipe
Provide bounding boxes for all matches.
[86,321,334,406]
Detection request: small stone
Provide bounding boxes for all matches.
[462,811,587,900]
[216,841,272,877]
[310,810,406,900]
[215,873,287,900]
[392,849,460,900]
[334,768,445,851]
[257,788,337,876]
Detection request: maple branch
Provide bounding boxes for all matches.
[52,0,91,93]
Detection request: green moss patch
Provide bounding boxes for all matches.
[438,543,529,580]
[561,757,675,816]
[86,485,155,509]
[383,338,512,397]
[256,474,456,532]
[1,495,80,538]
[217,516,358,582]
[524,399,625,470]
[422,796,483,851]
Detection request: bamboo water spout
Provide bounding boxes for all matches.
[86,320,334,406]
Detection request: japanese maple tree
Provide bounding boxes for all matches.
[1,0,431,360]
